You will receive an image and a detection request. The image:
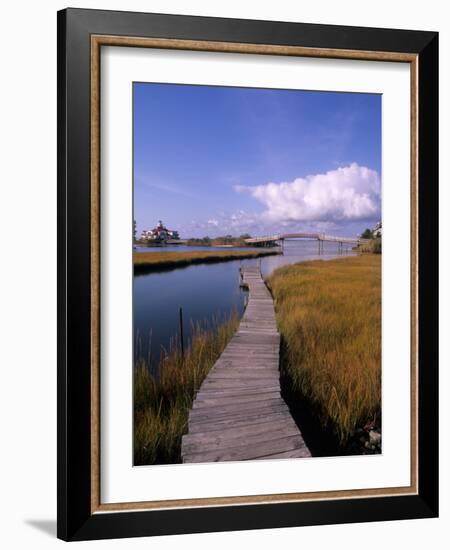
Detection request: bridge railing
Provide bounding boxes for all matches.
[244,235,282,243]
[244,233,369,244]
[320,234,365,244]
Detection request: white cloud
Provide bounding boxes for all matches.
[235,163,380,223]
[207,219,219,227]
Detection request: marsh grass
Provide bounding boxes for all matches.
[359,238,382,254]
[268,255,381,444]
[134,314,239,465]
[133,249,279,272]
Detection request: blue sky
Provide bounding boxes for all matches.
[134,83,381,238]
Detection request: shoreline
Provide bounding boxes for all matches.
[133,249,281,273]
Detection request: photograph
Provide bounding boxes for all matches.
[132,82,382,466]
[0,0,443,543]
[53,6,439,542]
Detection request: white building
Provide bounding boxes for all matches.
[140,220,180,242]
[372,221,382,238]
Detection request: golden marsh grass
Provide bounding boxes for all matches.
[134,249,280,271]
[268,255,381,444]
[134,314,239,465]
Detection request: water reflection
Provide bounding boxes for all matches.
[134,245,250,253]
[133,240,355,373]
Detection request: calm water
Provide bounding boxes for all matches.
[134,244,250,253]
[134,240,355,373]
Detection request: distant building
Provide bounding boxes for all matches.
[372,221,382,238]
[140,220,180,243]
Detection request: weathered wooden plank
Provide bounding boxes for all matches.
[181,266,310,462]
[218,352,279,359]
[191,400,284,419]
[201,378,278,389]
[182,417,295,447]
[217,348,278,355]
[206,371,280,381]
[182,424,301,455]
[232,331,279,338]
[209,372,279,381]
[219,352,278,359]
[218,349,279,354]
[187,411,294,434]
[214,361,278,368]
[193,392,280,408]
[212,363,279,371]
[183,435,307,463]
[188,401,289,423]
[210,357,276,366]
[197,386,280,397]
[189,407,290,428]
[231,335,279,342]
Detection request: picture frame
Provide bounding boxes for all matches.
[57,7,438,541]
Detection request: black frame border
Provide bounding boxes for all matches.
[57,8,438,541]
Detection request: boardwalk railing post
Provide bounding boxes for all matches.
[179,306,185,361]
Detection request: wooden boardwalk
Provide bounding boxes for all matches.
[181,265,310,463]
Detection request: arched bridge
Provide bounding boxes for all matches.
[244,232,368,252]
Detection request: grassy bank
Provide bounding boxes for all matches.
[358,237,382,254]
[134,249,280,272]
[134,314,239,465]
[186,237,249,247]
[268,255,381,445]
